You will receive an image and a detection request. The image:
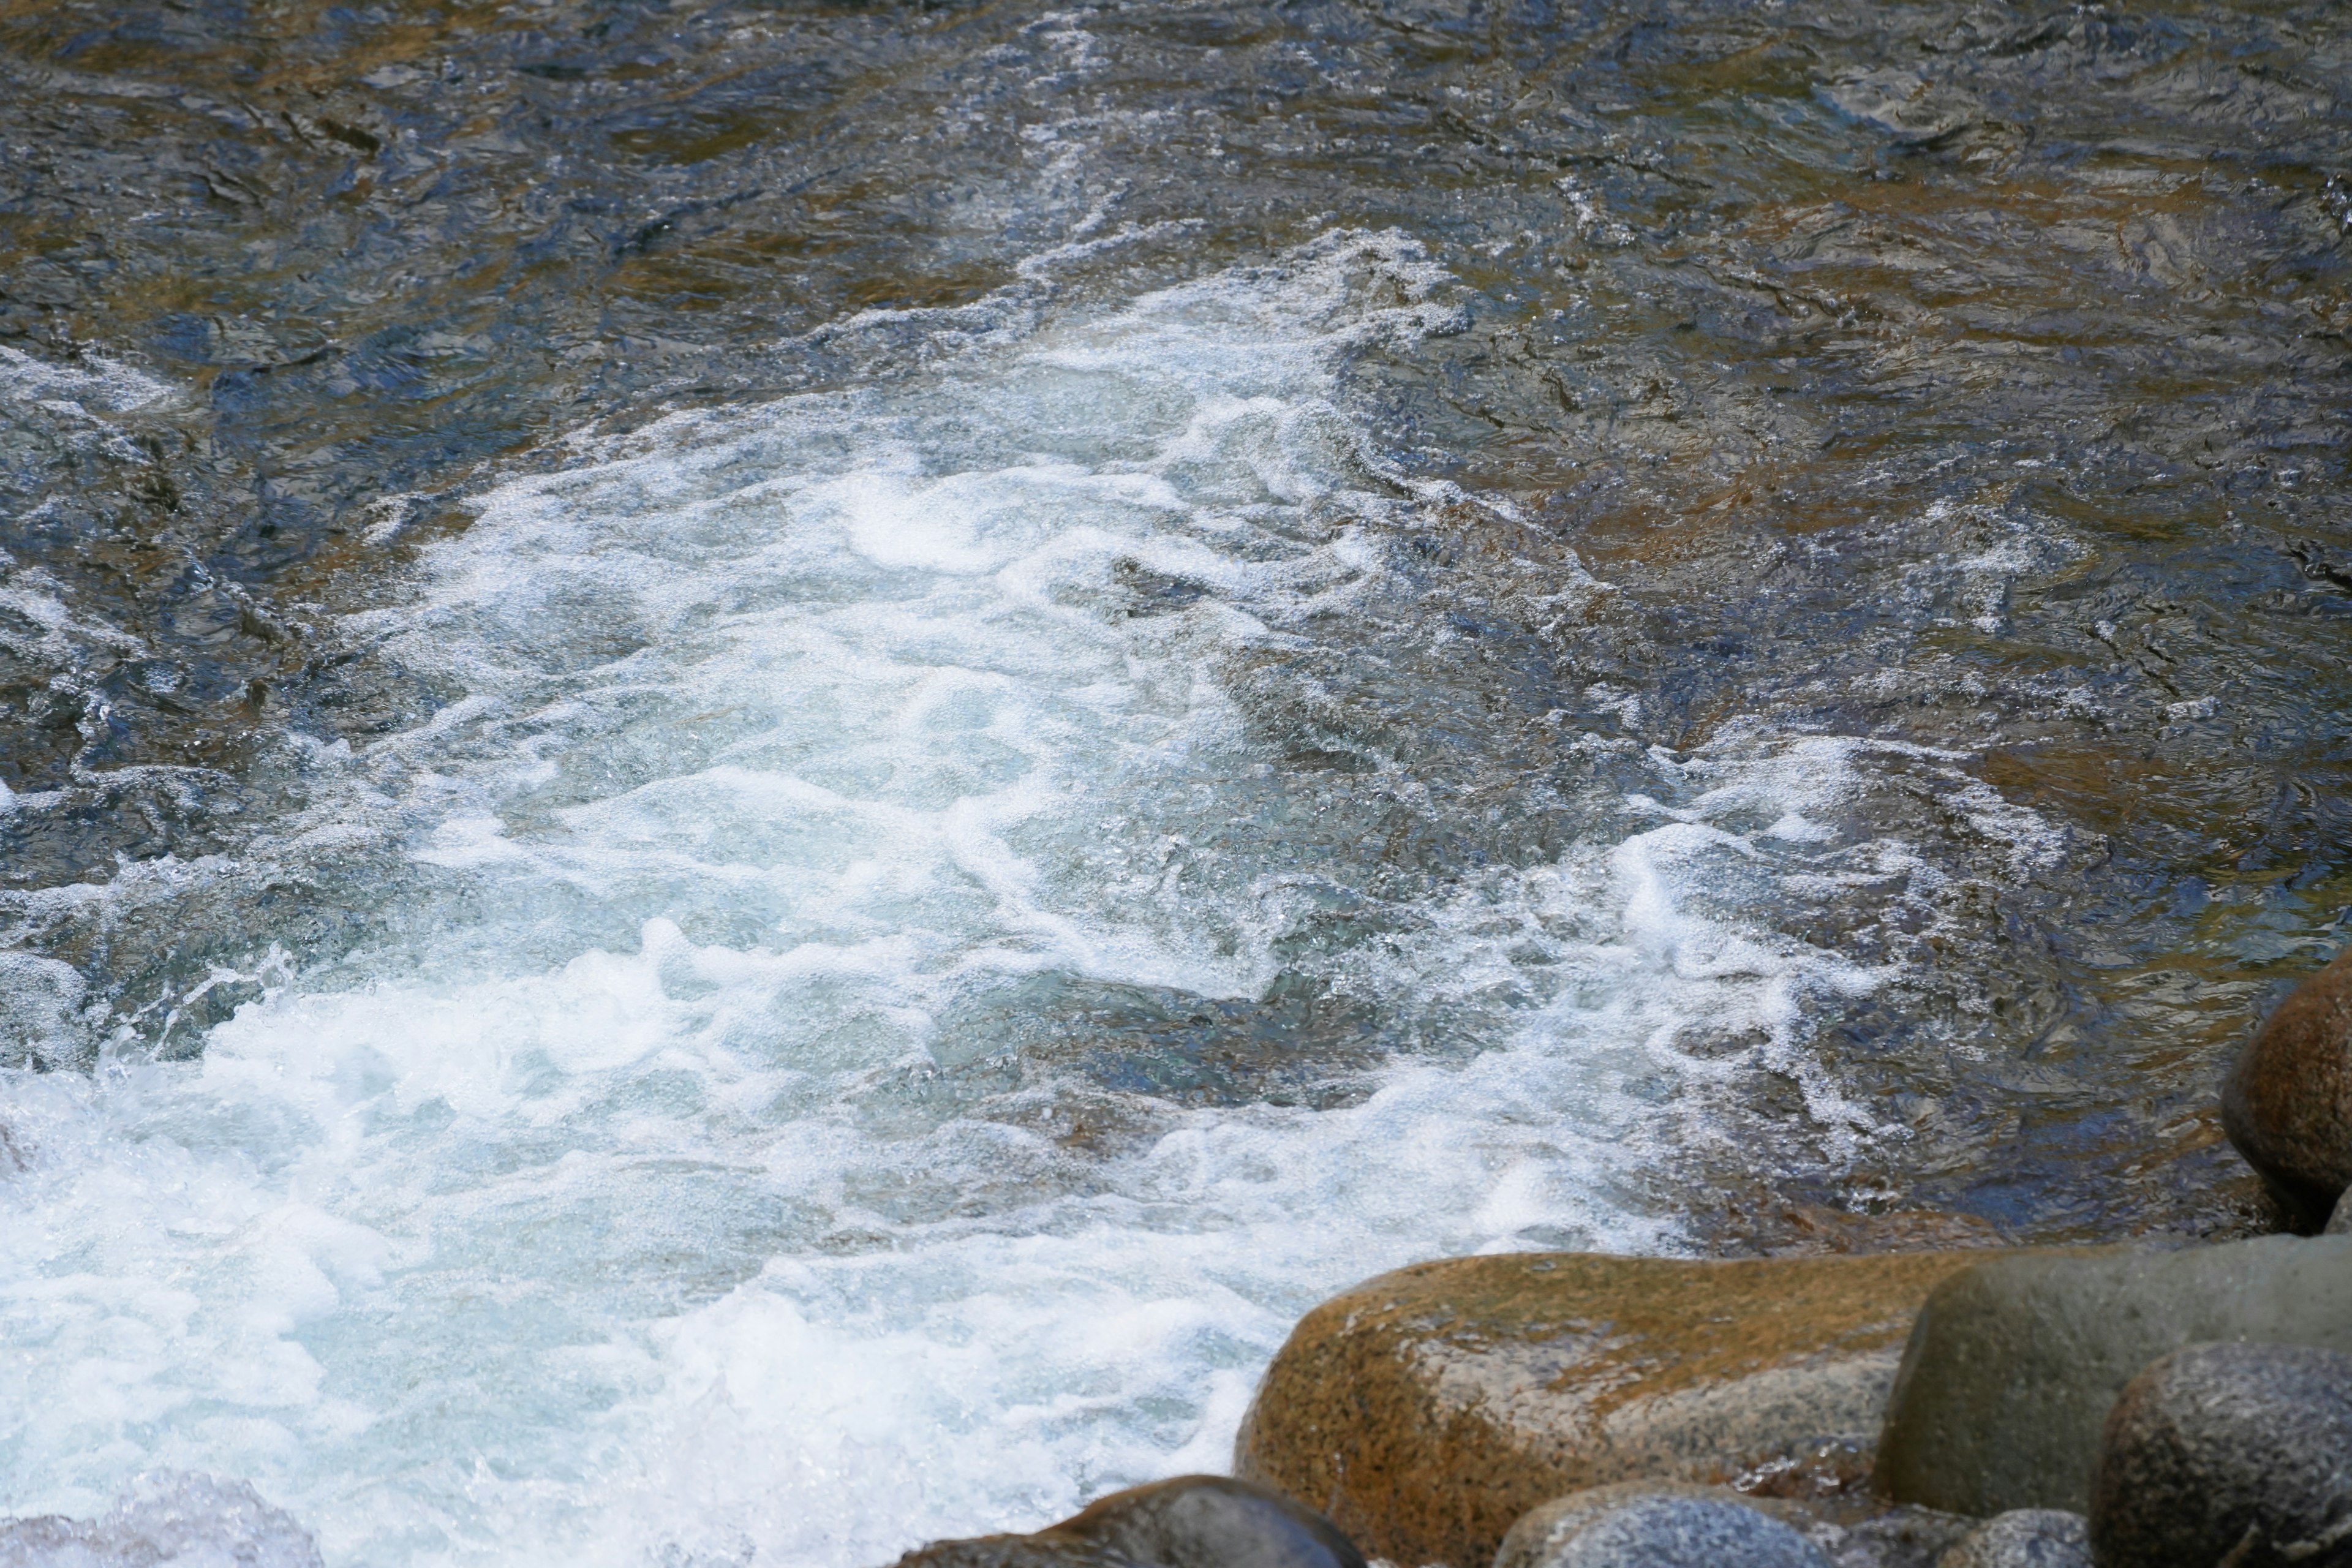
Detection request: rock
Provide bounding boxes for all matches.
[1834,1506,1982,1568]
[1873,1235,2352,1517]
[1496,1487,1834,1568]
[2330,1188,2350,1235]
[1496,1482,1814,1568]
[2088,1341,2352,1568]
[1934,1510,2090,1568]
[1233,1250,1982,1568]
[890,1476,1365,1568]
[2222,946,2352,1226]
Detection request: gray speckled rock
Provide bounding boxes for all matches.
[1495,1483,1811,1568]
[2089,1341,2352,1568]
[1933,1510,2089,1568]
[1873,1236,2352,1516]
[890,1476,1364,1568]
[1496,1490,1832,1568]
[2330,1188,2350,1235]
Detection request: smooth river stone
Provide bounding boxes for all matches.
[1494,1482,1815,1568]
[1874,1236,2352,1517]
[2223,945,2352,1226]
[1499,1490,1833,1568]
[1934,1510,2091,1568]
[1232,1250,1982,1568]
[2089,1341,2352,1568]
[889,1476,1365,1568]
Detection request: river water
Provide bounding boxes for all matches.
[1,2,2347,1564]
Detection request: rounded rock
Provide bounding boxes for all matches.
[2222,946,2352,1226]
[1873,1237,2352,1515]
[2088,1341,2352,1568]
[892,1476,1365,1568]
[1934,1510,2090,1568]
[1496,1482,1812,1568]
[1235,1249,1980,1568]
[1502,1492,1833,1568]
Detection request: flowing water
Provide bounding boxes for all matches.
[1,1,2348,1564]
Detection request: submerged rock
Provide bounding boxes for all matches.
[1934,1510,2090,1568]
[2088,1342,2352,1568]
[1233,1250,1980,1568]
[1496,1487,1832,1568]
[2222,947,2352,1226]
[1874,1237,2352,1516]
[889,1476,1364,1568]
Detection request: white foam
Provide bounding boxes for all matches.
[0,236,2011,1567]
[0,1472,322,1568]
[0,345,172,417]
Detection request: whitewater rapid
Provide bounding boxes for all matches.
[2,234,1954,1567]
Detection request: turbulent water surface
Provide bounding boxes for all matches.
[2,1,2349,1564]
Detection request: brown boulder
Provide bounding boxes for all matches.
[1232,1250,1981,1568]
[2222,946,2352,1226]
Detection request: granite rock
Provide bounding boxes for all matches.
[2222,946,2352,1226]
[2329,1188,2349,1235]
[1501,1491,1833,1568]
[890,1476,1364,1568]
[1234,1250,1980,1568]
[1495,1482,1811,1568]
[1874,1237,2352,1517]
[1933,1510,2090,1568]
[2088,1341,2352,1568]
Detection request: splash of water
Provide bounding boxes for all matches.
[1,235,1968,1567]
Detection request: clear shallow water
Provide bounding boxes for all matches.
[4,0,2351,1562]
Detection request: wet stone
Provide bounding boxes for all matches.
[889,1476,1365,1568]
[2225,946,2352,1227]
[1234,1250,1980,1568]
[1498,1490,1833,1568]
[1496,1483,1815,1568]
[1874,1238,2352,1517]
[1934,1510,2091,1568]
[2089,1342,2352,1568]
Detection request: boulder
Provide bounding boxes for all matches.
[889,1476,1363,1568]
[1232,1250,1983,1568]
[2331,1188,2350,1235]
[1495,1487,1833,1568]
[2222,946,2352,1226]
[1495,1482,1812,1568]
[2088,1341,2352,1568]
[1874,1236,2352,1517]
[1934,1510,2090,1568]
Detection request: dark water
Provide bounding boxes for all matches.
[1,0,2349,1558]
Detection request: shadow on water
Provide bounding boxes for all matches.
[2,0,2349,1247]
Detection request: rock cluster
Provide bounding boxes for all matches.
[1230,1250,1977,1567]
[1873,1237,2352,1514]
[891,946,2352,1568]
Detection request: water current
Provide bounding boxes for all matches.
[2,1,2348,1564]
